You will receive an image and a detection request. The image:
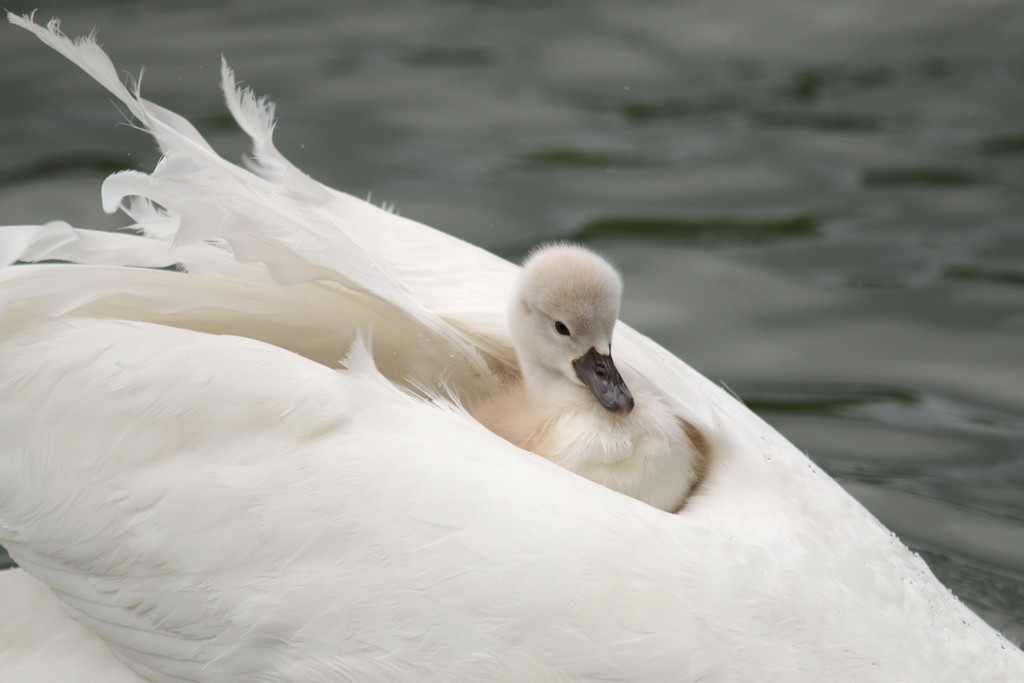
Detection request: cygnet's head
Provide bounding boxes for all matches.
[510,244,634,415]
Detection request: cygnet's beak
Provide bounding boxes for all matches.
[572,347,635,416]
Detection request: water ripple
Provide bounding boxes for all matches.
[572,214,820,246]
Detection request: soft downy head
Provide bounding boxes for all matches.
[510,244,634,415]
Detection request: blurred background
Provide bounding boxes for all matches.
[1,0,1022,642]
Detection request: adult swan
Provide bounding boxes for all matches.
[1,13,1021,683]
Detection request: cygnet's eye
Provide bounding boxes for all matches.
[554,321,571,337]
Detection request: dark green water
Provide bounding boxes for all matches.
[1,0,1022,643]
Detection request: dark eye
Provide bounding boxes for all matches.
[554,321,571,336]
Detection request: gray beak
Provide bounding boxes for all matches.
[572,347,635,416]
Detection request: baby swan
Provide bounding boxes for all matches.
[473,244,709,512]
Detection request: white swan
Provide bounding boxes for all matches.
[1,13,1022,683]
[472,244,708,512]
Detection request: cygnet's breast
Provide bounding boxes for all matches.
[543,405,653,468]
[472,376,709,512]
[543,394,700,510]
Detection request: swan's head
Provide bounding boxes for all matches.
[510,244,634,416]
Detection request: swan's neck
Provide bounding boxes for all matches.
[516,353,586,409]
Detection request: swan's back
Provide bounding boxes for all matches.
[2,315,1015,682]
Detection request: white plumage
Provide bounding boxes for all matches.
[1,13,1021,683]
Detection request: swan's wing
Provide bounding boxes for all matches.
[8,12,503,382]
[0,569,149,683]
[0,317,483,681]
[0,316,696,682]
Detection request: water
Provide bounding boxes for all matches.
[1,0,1022,643]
